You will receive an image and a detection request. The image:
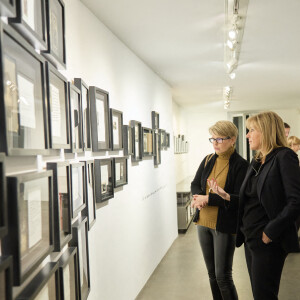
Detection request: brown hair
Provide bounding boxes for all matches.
[246,111,287,160]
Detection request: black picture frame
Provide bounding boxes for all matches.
[46,61,70,150]
[89,86,111,152]
[160,129,166,150]
[110,108,123,150]
[9,0,47,51]
[0,0,16,17]
[15,262,59,300]
[166,132,170,148]
[0,22,49,156]
[94,158,114,202]
[42,0,66,69]
[130,120,142,162]
[58,247,79,300]
[151,111,159,130]
[47,161,72,252]
[67,83,83,153]
[74,78,91,151]
[0,256,13,300]
[113,157,128,188]
[0,153,8,239]
[2,170,54,286]
[153,132,161,166]
[81,160,96,230]
[69,216,90,300]
[122,124,133,157]
[142,127,153,157]
[70,162,86,219]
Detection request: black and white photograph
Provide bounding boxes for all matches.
[2,171,53,285]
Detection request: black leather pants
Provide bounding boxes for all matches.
[197,225,238,300]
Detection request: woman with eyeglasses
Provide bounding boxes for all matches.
[191,120,248,300]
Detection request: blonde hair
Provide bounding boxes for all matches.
[246,111,287,160]
[209,120,238,147]
[287,136,300,147]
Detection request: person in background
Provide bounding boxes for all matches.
[234,111,300,300]
[287,136,300,156]
[191,120,248,300]
[287,135,300,244]
[284,122,290,138]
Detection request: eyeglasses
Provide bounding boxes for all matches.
[209,137,231,144]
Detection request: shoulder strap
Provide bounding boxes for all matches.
[204,153,214,167]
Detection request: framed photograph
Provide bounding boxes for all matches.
[67,83,83,153]
[130,120,142,162]
[70,162,86,219]
[142,127,153,157]
[47,161,72,252]
[74,78,91,151]
[0,23,49,156]
[16,262,59,300]
[122,125,133,157]
[0,153,8,239]
[166,132,170,148]
[153,132,161,166]
[9,0,47,51]
[58,247,79,300]
[160,129,166,150]
[0,256,13,300]
[69,216,90,300]
[110,109,123,150]
[42,0,66,69]
[89,86,111,152]
[46,61,70,150]
[0,0,16,17]
[81,160,96,230]
[151,111,159,130]
[113,157,128,188]
[94,158,114,202]
[2,170,54,286]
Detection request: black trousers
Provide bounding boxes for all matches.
[244,239,287,300]
[197,225,238,300]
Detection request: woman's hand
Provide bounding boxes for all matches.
[207,178,230,201]
[191,194,208,210]
[262,232,272,244]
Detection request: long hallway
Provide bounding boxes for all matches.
[137,224,300,300]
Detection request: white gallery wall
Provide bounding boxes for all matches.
[172,101,190,183]
[185,109,228,177]
[62,1,178,299]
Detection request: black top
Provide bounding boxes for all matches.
[240,163,269,241]
[237,147,300,253]
[191,150,249,234]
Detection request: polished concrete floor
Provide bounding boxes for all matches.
[136,224,300,300]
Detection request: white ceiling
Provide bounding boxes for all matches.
[80,0,300,112]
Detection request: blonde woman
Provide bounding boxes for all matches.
[287,135,300,155]
[191,120,248,300]
[234,112,300,300]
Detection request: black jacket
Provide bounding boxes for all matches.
[191,150,249,234]
[236,147,300,253]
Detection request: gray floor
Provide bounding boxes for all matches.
[137,224,300,300]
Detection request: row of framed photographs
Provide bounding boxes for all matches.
[1,219,90,300]
[1,0,66,69]
[0,155,127,289]
[0,19,171,161]
[174,137,189,154]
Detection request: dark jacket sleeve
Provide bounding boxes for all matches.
[208,158,249,209]
[263,150,300,240]
[191,156,207,195]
